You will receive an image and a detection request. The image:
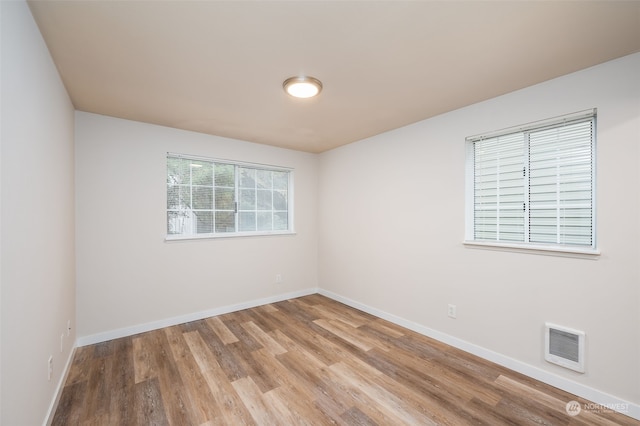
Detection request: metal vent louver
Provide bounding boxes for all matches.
[545,323,585,373]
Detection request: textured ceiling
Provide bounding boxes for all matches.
[28,1,640,153]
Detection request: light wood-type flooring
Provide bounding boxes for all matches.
[52,294,638,425]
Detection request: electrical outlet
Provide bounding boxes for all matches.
[48,356,53,381]
[60,334,64,353]
[275,274,282,284]
[447,304,457,319]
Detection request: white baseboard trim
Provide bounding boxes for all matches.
[318,288,640,421]
[76,287,318,347]
[43,345,76,426]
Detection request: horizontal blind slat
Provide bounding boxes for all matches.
[473,134,525,242]
[528,118,593,246]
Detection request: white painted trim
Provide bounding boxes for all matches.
[463,241,600,259]
[43,345,76,426]
[318,288,640,421]
[76,287,317,347]
[165,230,296,242]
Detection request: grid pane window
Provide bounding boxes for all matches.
[167,154,292,238]
[237,167,289,233]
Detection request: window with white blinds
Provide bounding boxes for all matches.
[465,110,596,252]
[167,154,293,239]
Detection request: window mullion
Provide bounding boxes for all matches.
[556,151,561,245]
[271,171,275,230]
[234,165,239,232]
[524,132,530,243]
[254,172,258,231]
[190,162,195,235]
[211,164,216,235]
[496,153,501,241]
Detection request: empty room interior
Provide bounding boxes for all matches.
[2,1,640,425]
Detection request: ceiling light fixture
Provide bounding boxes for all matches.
[283,76,322,99]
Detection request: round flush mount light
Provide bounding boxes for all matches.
[283,76,322,99]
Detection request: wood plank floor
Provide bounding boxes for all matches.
[52,295,638,425]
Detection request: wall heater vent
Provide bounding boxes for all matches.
[544,323,585,373]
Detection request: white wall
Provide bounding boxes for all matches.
[318,53,640,405]
[75,112,318,339]
[0,2,77,425]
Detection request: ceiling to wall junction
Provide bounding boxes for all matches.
[28,1,640,153]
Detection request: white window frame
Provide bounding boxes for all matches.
[166,153,294,241]
[464,109,599,257]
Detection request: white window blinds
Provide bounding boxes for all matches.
[473,133,526,242]
[467,110,595,250]
[528,120,594,246]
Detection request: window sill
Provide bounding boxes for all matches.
[463,241,600,259]
[166,230,296,242]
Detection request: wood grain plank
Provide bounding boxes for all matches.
[313,318,375,352]
[195,320,248,381]
[356,347,490,424]
[182,331,220,371]
[107,337,134,425]
[227,339,281,394]
[80,356,111,423]
[240,306,281,333]
[340,406,378,426]
[314,297,377,324]
[315,360,408,425]
[240,320,287,355]
[263,384,336,426]
[249,348,289,390]
[164,326,220,425]
[51,381,87,426]
[134,377,170,426]
[367,318,406,338]
[132,333,157,384]
[184,330,255,425]
[63,345,93,386]
[220,319,262,351]
[206,316,239,345]
[257,303,279,313]
[330,361,438,425]
[348,348,483,425]
[268,312,344,366]
[273,299,322,323]
[201,368,255,425]
[231,376,280,425]
[305,302,369,328]
[52,295,640,426]
[148,330,196,426]
[495,375,624,426]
